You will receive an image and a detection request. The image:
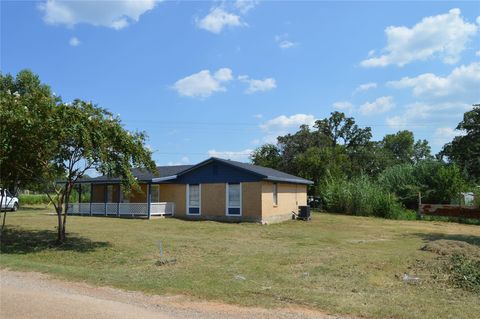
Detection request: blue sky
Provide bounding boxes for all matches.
[2,1,479,166]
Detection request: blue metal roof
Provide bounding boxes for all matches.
[79,158,313,185]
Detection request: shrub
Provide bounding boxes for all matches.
[321,176,410,219]
[19,194,51,205]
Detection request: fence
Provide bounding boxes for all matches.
[419,204,480,219]
[67,202,175,218]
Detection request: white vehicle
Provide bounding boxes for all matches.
[0,188,19,211]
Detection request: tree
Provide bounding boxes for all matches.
[314,111,372,148]
[381,130,415,164]
[250,144,281,169]
[294,146,350,194]
[413,139,433,163]
[1,70,156,243]
[441,105,480,182]
[49,100,156,242]
[0,70,60,231]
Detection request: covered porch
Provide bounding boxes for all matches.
[68,182,175,218]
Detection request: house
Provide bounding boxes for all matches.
[70,157,313,223]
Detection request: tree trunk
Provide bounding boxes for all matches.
[61,184,73,242]
[56,206,64,243]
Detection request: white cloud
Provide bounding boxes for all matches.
[167,156,190,166]
[260,114,316,143]
[333,101,354,113]
[172,68,233,98]
[353,82,377,94]
[433,127,462,146]
[234,0,258,14]
[476,50,480,56]
[38,0,157,30]
[69,36,80,47]
[386,102,471,129]
[361,8,478,67]
[274,34,298,49]
[360,96,395,115]
[387,62,480,102]
[214,68,233,82]
[196,7,244,34]
[207,149,253,161]
[238,75,276,94]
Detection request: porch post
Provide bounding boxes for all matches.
[147,183,151,219]
[89,183,93,216]
[104,184,107,216]
[78,184,81,204]
[117,184,121,217]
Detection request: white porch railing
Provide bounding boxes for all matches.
[150,202,175,216]
[67,202,175,218]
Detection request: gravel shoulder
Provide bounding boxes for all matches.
[0,269,350,319]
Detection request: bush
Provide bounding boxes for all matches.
[19,194,51,205]
[321,176,412,219]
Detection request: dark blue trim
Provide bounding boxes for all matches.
[189,207,200,214]
[177,161,262,184]
[228,207,241,215]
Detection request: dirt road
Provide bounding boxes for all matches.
[0,270,348,319]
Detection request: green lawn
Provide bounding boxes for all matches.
[1,207,479,319]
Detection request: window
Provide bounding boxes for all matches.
[150,184,160,203]
[188,184,200,215]
[107,185,114,203]
[226,183,241,216]
[272,183,278,206]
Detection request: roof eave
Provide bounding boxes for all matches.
[264,176,314,185]
[151,175,177,183]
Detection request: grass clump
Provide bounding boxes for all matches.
[421,240,480,293]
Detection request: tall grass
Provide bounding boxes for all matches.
[19,194,51,205]
[19,191,90,206]
[321,176,415,220]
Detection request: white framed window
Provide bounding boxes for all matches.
[187,184,201,215]
[226,183,242,216]
[150,184,160,203]
[272,183,278,206]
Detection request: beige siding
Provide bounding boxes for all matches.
[242,182,262,220]
[261,182,307,218]
[201,183,226,217]
[159,184,187,217]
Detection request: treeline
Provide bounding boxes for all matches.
[251,108,479,218]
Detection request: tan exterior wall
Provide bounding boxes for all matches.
[242,182,262,220]
[201,183,226,217]
[261,182,307,221]
[159,184,187,217]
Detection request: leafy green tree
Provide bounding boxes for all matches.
[1,70,156,243]
[314,111,372,148]
[250,144,282,169]
[441,105,480,182]
[294,146,350,194]
[413,139,433,163]
[381,130,415,164]
[49,100,156,242]
[0,70,61,231]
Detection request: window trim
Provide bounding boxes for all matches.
[186,184,201,216]
[225,183,242,217]
[272,183,278,206]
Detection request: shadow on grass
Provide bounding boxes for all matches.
[413,232,480,247]
[0,227,110,254]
